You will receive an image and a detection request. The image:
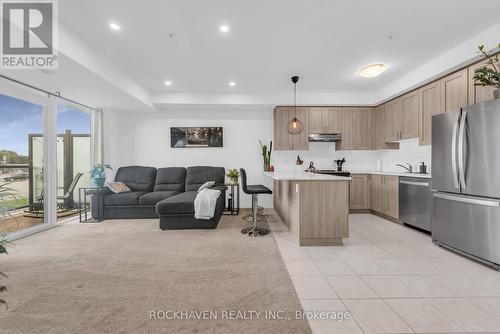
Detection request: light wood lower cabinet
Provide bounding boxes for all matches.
[350,174,371,210]
[274,180,349,246]
[370,175,399,219]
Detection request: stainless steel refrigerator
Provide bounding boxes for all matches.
[432,98,500,269]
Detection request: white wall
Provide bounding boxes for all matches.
[378,138,432,173]
[103,106,274,208]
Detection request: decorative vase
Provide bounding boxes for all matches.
[91,177,106,187]
[494,89,500,99]
[229,177,238,184]
[263,164,270,172]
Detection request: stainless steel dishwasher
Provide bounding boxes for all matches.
[399,176,431,233]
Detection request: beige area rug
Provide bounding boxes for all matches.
[0,214,310,334]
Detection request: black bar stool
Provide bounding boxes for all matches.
[240,168,272,237]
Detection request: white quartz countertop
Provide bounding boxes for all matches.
[262,171,352,181]
[350,171,431,179]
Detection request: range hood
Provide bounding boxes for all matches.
[308,133,342,142]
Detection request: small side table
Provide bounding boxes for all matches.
[223,183,240,215]
[79,186,105,223]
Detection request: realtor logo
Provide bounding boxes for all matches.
[1,0,58,69]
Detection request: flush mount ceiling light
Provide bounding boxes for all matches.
[358,63,386,78]
[109,22,121,31]
[229,81,236,86]
[164,81,172,86]
[287,76,304,135]
[219,25,229,32]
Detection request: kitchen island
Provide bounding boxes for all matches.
[263,171,351,246]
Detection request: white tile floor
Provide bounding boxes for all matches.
[267,211,500,334]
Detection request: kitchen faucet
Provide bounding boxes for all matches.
[396,163,413,173]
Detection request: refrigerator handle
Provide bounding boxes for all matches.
[451,110,460,189]
[458,109,467,188]
[433,192,500,207]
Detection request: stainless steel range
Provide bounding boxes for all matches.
[314,170,351,177]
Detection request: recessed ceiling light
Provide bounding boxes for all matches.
[109,22,121,31]
[164,81,172,86]
[229,81,236,86]
[358,64,386,78]
[219,25,229,33]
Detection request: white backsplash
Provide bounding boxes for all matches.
[273,138,431,173]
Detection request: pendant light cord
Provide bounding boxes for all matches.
[293,81,297,119]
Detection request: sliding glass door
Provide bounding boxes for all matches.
[0,80,97,238]
[0,93,45,233]
[56,105,91,222]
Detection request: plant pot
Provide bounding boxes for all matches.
[494,89,500,99]
[91,177,106,187]
[263,164,270,172]
[228,177,238,185]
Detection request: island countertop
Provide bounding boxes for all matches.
[262,171,352,181]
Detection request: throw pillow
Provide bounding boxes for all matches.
[106,182,131,193]
[198,181,215,193]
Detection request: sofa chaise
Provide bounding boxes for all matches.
[91,166,226,229]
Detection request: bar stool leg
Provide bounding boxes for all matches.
[248,194,270,237]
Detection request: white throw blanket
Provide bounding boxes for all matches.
[194,188,221,220]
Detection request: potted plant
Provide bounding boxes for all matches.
[90,164,112,187]
[473,44,500,99]
[259,140,272,171]
[226,169,240,184]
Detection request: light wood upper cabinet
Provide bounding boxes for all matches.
[337,107,357,150]
[468,60,498,105]
[291,107,309,150]
[324,107,342,133]
[350,174,371,210]
[401,91,419,139]
[308,107,342,133]
[385,98,402,142]
[308,107,324,133]
[274,107,293,150]
[274,107,309,150]
[418,81,441,146]
[355,108,372,150]
[440,68,468,113]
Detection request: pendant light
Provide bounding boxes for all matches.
[287,75,304,135]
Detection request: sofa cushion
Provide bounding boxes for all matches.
[104,191,146,206]
[185,166,225,192]
[154,167,186,192]
[156,191,198,214]
[139,191,180,205]
[115,166,157,192]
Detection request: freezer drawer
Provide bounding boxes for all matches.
[399,178,431,232]
[432,192,500,266]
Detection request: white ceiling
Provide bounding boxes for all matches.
[59,0,500,97]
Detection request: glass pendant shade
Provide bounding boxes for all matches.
[287,117,304,135]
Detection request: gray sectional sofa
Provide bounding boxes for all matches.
[92,166,226,229]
